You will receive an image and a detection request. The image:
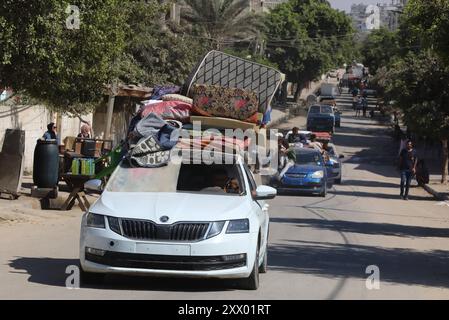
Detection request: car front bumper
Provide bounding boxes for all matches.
[79,222,258,279]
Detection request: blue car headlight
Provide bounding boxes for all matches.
[310,170,324,179]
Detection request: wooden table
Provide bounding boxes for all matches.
[60,174,95,211]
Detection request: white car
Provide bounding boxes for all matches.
[79,151,276,290]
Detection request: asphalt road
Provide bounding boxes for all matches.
[1,92,449,299]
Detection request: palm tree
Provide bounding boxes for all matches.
[180,0,263,49]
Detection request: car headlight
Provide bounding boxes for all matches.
[206,221,225,239]
[311,170,324,179]
[86,213,105,228]
[107,216,121,235]
[226,219,250,234]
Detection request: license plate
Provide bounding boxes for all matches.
[136,243,191,255]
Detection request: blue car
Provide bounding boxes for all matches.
[272,148,334,197]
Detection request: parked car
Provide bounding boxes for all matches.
[326,143,344,184]
[80,151,276,290]
[307,104,335,133]
[271,148,334,197]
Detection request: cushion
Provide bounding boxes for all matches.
[161,94,193,104]
[140,101,192,123]
[192,84,259,123]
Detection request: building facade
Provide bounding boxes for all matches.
[349,0,407,32]
[249,0,288,13]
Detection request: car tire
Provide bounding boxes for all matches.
[239,244,260,290]
[320,185,327,197]
[80,267,105,286]
[258,244,268,274]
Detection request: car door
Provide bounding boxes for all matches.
[242,163,269,252]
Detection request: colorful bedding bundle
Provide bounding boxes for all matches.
[140,100,192,123]
[191,84,260,124]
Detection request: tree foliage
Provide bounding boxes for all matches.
[385,50,449,139]
[360,28,400,75]
[400,0,449,63]
[0,0,127,114]
[180,0,263,49]
[264,0,355,100]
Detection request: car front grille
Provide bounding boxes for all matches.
[285,173,307,178]
[118,219,210,242]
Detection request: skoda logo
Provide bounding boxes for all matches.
[160,216,169,223]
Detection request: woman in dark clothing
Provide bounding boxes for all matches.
[43,122,58,140]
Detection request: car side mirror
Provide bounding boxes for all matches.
[339,155,344,159]
[84,179,103,193]
[254,185,277,200]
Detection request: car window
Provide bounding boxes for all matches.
[243,164,257,192]
[321,106,333,114]
[294,152,323,166]
[309,106,320,114]
[106,161,245,195]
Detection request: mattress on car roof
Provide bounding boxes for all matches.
[182,50,284,115]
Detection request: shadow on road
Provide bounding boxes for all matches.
[268,240,449,288]
[329,189,434,201]
[342,179,399,189]
[8,257,238,291]
[270,217,449,238]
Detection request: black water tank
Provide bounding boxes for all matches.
[33,140,59,188]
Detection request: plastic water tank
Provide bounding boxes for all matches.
[33,139,59,188]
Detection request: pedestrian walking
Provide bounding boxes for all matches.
[355,97,362,117]
[398,140,418,200]
[362,96,368,117]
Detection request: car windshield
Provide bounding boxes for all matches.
[309,106,320,113]
[294,151,323,166]
[327,146,336,156]
[321,106,333,113]
[105,160,245,195]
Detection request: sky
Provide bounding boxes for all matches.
[328,0,394,12]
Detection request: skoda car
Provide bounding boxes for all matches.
[272,148,333,197]
[79,151,276,290]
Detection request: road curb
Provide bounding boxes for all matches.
[422,184,449,201]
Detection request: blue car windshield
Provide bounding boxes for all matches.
[309,106,320,113]
[294,152,322,166]
[321,106,333,113]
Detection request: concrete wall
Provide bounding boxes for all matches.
[0,103,93,174]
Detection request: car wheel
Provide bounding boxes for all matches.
[239,244,260,290]
[80,267,105,286]
[259,244,268,274]
[320,185,327,197]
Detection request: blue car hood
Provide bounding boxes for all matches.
[286,164,323,174]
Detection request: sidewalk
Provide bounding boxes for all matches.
[410,140,449,201]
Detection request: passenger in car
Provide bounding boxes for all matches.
[225,178,241,194]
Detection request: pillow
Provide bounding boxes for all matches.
[192,84,259,123]
[161,94,193,104]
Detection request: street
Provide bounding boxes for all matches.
[1,92,449,299]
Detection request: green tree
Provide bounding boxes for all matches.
[0,0,127,114]
[117,0,209,86]
[360,28,400,74]
[400,0,449,63]
[385,50,449,183]
[180,0,263,49]
[265,0,355,102]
